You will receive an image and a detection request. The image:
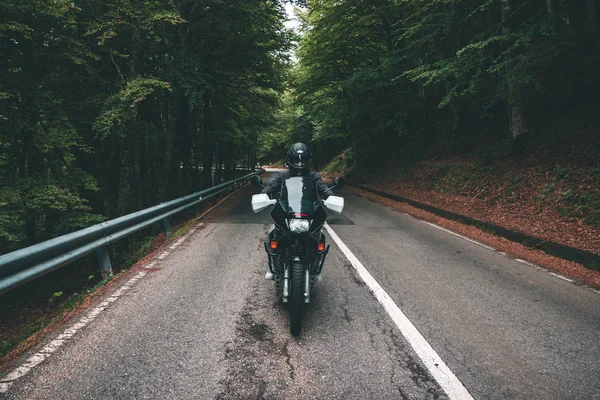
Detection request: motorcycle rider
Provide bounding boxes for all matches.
[262,142,333,279]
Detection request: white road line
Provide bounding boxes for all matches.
[157,251,170,260]
[515,259,537,267]
[169,238,186,250]
[324,223,474,400]
[0,271,147,393]
[549,273,574,283]
[422,221,587,288]
[144,261,157,269]
[416,216,583,287]
[422,221,496,251]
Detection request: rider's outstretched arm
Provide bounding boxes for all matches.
[261,173,285,198]
[312,173,333,199]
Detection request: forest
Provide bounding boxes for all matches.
[0,0,293,254]
[261,0,600,165]
[2,0,600,255]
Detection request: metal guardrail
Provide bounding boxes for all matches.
[0,169,264,295]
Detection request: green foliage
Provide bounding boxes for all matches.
[49,291,63,304]
[323,148,355,175]
[291,0,600,166]
[557,190,600,226]
[0,0,292,254]
[552,167,571,181]
[124,235,155,267]
[542,183,555,195]
[94,77,172,138]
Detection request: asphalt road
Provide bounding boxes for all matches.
[2,171,599,399]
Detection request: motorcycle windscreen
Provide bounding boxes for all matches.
[280,177,318,215]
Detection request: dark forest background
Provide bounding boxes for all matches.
[2,0,600,254]
[262,0,600,169]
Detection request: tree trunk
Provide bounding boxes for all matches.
[547,0,559,33]
[202,92,214,188]
[157,92,179,201]
[586,0,596,25]
[19,130,43,245]
[224,143,233,181]
[116,140,132,216]
[202,146,214,188]
[214,140,221,184]
[502,0,527,138]
[18,150,36,245]
[181,109,193,193]
[194,145,202,191]
[138,130,148,209]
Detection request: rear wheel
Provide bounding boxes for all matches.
[289,262,305,336]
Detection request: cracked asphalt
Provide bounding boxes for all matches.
[2,172,600,399]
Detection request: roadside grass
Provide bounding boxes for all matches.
[124,235,156,268]
[322,148,355,176]
[557,191,600,225]
[0,274,114,360]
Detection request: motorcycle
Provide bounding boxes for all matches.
[251,175,344,336]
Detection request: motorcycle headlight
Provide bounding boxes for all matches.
[288,219,310,233]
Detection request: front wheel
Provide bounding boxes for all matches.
[289,262,305,336]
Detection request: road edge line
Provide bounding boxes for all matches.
[324,222,474,400]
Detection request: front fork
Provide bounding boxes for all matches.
[283,264,290,302]
[304,269,311,304]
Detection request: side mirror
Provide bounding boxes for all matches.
[333,177,344,189]
[323,195,344,214]
[251,175,263,187]
[251,194,276,213]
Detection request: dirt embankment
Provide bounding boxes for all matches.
[348,157,600,256]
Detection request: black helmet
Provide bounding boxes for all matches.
[286,142,311,175]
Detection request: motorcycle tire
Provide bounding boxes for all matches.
[289,262,304,336]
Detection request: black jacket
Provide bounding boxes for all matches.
[261,171,333,199]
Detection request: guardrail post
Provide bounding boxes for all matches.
[162,218,171,237]
[96,247,113,279]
